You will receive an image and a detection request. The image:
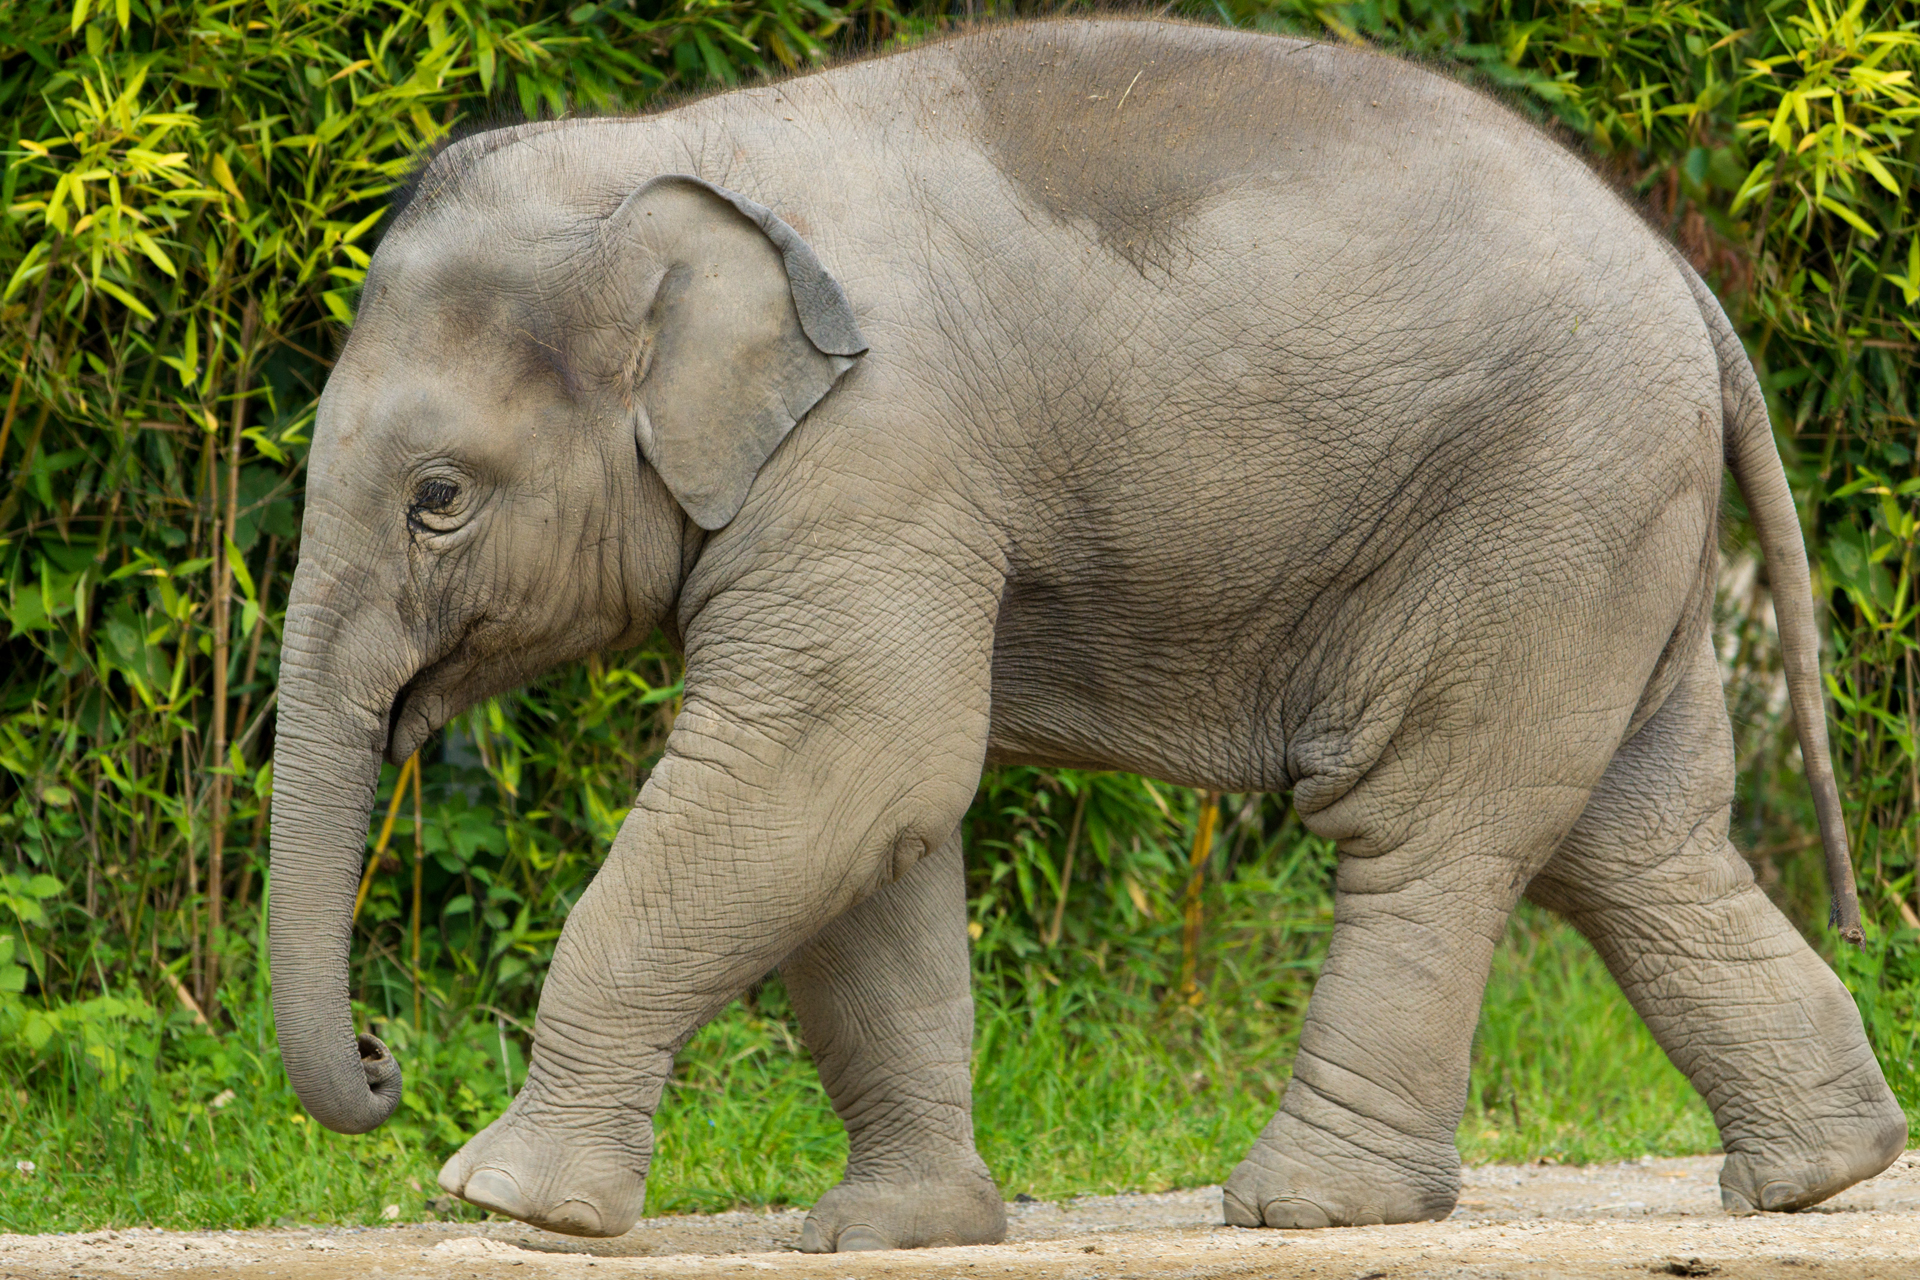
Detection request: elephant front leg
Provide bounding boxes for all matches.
[434,908,670,1236]
[436,571,998,1239]
[782,828,1006,1252]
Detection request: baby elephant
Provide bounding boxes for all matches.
[268,17,1905,1249]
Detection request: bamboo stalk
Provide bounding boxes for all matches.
[0,276,48,468]
[1906,645,1918,930]
[0,401,51,532]
[353,754,419,923]
[1176,790,1221,1005]
[206,299,258,1013]
[165,967,213,1030]
[181,734,201,1003]
[235,800,267,921]
[1043,785,1089,949]
[411,755,425,1031]
[0,287,76,534]
[229,537,278,923]
[229,534,278,751]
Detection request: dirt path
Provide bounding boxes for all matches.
[5,1153,1919,1280]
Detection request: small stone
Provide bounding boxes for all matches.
[381,1204,401,1221]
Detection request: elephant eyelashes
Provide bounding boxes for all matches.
[408,476,465,534]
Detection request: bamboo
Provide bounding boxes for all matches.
[0,282,47,467]
[207,299,258,1013]
[181,734,201,1003]
[229,534,278,753]
[229,537,278,922]
[1176,790,1221,1005]
[1907,645,1918,929]
[0,401,52,532]
[411,756,425,1031]
[0,283,79,533]
[353,754,420,923]
[1043,785,1089,949]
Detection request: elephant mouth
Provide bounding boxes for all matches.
[382,618,494,764]
[385,674,435,766]
[385,662,470,765]
[382,630,508,765]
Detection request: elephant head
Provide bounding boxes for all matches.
[270,145,866,1134]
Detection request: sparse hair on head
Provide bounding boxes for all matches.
[383,107,535,240]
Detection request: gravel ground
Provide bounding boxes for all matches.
[4,1153,1919,1280]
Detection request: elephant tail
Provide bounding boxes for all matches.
[1675,255,1863,947]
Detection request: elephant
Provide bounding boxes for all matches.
[268,16,1907,1251]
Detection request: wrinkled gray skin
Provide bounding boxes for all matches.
[270,18,1905,1251]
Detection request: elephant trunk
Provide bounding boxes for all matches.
[268,592,408,1133]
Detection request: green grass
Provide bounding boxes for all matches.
[0,909,1735,1233]
[1459,909,1718,1166]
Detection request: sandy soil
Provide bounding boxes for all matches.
[5,1153,1919,1280]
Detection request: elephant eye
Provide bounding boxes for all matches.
[415,477,460,511]
[408,475,466,534]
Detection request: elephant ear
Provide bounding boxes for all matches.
[608,175,867,531]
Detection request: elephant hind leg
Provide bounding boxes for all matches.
[779,829,1006,1252]
[1527,637,1905,1214]
[1225,750,1618,1228]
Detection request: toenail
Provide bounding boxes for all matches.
[1264,1197,1332,1230]
[835,1225,893,1252]
[1760,1181,1804,1212]
[1221,1188,1263,1228]
[435,1158,465,1197]
[460,1168,529,1219]
[546,1199,607,1237]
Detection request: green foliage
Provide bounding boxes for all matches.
[2,0,1917,1232]
[1460,908,1719,1165]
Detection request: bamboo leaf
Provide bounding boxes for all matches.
[1817,194,1879,237]
[225,537,257,603]
[132,232,177,278]
[210,153,244,202]
[91,276,155,320]
[1858,149,1899,192]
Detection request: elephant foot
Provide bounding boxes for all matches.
[437,1098,648,1238]
[799,1171,1008,1252]
[1223,1112,1458,1229]
[1718,1102,1907,1215]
